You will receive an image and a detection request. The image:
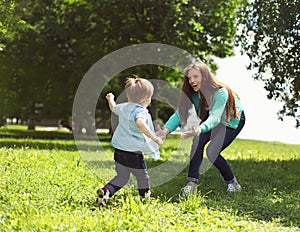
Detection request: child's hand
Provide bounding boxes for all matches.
[155,124,167,140]
[106,93,114,101]
[106,93,116,112]
[180,124,200,140]
[153,136,163,146]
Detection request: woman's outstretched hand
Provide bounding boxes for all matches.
[181,124,200,140]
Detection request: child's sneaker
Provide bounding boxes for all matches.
[140,190,152,203]
[96,187,110,206]
[227,181,241,193]
[181,182,196,197]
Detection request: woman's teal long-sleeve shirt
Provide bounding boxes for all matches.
[164,88,243,133]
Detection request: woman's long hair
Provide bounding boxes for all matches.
[178,61,240,125]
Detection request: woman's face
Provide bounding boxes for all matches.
[187,68,202,92]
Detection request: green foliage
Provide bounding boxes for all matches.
[0,0,242,127]
[0,126,299,231]
[0,0,102,122]
[236,0,300,127]
[0,0,26,50]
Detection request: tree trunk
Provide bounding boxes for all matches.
[27,117,36,130]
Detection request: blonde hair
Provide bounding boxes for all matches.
[125,77,154,103]
[179,61,240,124]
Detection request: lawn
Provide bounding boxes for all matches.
[0,125,299,231]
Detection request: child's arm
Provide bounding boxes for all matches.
[106,93,116,112]
[136,117,163,146]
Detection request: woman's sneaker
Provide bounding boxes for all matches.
[96,188,110,206]
[227,181,241,193]
[181,182,197,197]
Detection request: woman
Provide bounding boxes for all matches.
[157,61,245,195]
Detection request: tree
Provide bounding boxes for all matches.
[236,0,300,127]
[93,0,243,122]
[1,0,243,132]
[0,0,106,129]
[0,0,26,121]
[0,0,25,51]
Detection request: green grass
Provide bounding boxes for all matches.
[0,125,299,231]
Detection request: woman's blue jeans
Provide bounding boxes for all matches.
[187,111,246,183]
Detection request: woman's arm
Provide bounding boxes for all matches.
[164,111,181,133]
[199,88,228,133]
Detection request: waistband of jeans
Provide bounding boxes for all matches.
[115,148,143,155]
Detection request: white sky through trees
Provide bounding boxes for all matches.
[214,51,300,145]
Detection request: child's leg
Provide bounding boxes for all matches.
[96,149,130,206]
[130,154,150,198]
[105,161,130,196]
[134,168,150,197]
[96,161,130,206]
[104,149,132,196]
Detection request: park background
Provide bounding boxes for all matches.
[0,0,299,141]
[0,0,299,231]
[215,51,300,145]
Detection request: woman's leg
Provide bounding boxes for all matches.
[187,132,211,183]
[206,112,246,181]
[182,133,210,196]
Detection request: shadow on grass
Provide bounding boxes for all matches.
[0,129,74,140]
[0,128,112,151]
[151,159,300,228]
[0,128,112,141]
[0,139,115,151]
